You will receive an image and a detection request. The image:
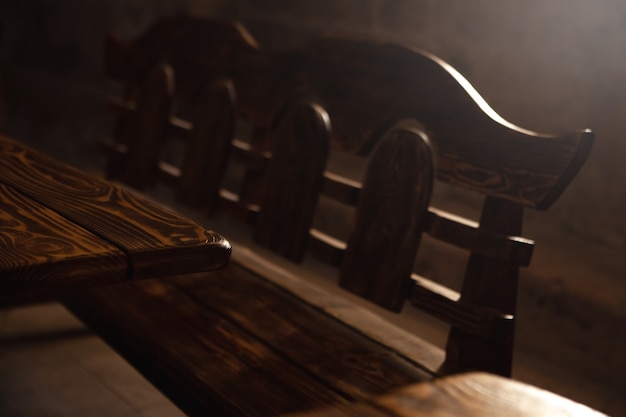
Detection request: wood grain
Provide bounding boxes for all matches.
[63,270,348,417]
[442,198,522,375]
[178,80,236,211]
[340,121,434,311]
[284,372,607,417]
[63,261,436,416]
[0,135,230,279]
[61,18,596,416]
[254,100,330,261]
[282,39,594,210]
[172,264,433,395]
[0,183,126,305]
[121,62,174,189]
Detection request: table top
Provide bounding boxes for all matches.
[0,135,231,305]
[284,372,605,417]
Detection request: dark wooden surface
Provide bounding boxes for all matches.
[0,135,231,304]
[339,120,434,312]
[281,38,594,210]
[62,17,595,417]
[270,37,593,375]
[0,182,126,303]
[63,262,433,417]
[254,100,330,261]
[283,372,607,417]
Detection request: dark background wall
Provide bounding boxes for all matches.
[1,0,625,413]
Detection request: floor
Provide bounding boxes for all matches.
[0,303,185,417]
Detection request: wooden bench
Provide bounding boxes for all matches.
[62,17,594,417]
[0,135,229,305]
[284,372,606,417]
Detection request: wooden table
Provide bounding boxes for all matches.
[0,135,231,305]
[284,372,606,417]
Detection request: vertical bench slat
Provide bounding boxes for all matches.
[178,80,236,210]
[65,20,595,415]
[254,100,331,262]
[339,121,434,312]
[442,197,523,375]
[121,63,174,189]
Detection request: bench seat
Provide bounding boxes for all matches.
[63,227,440,417]
[63,17,593,417]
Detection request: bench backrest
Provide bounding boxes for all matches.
[103,18,593,376]
[103,17,284,214]
[256,39,593,375]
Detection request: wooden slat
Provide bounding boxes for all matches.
[321,172,361,206]
[121,63,174,189]
[107,96,136,114]
[89,19,596,404]
[425,208,534,266]
[178,80,236,210]
[63,263,435,416]
[168,115,193,134]
[340,122,434,311]
[0,183,126,305]
[231,138,272,171]
[157,161,181,187]
[0,136,230,279]
[443,197,523,375]
[63,274,350,417]
[308,228,346,267]
[172,264,433,398]
[216,189,260,225]
[254,101,330,262]
[308,175,532,268]
[287,39,594,209]
[101,148,183,189]
[410,274,512,338]
[284,372,607,417]
[99,136,128,155]
[108,98,192,137]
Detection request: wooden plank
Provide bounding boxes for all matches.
[321,172,361,206]
[121,62,174,189]
[425,208,534,266]
[107,98,192,137]
[443,197,523,375]
[63,274,349,417]
[178,80,236,210]
[0,183,126,305]
[230,138,271,171]
[308,228,346,267]
[285,372,607,417]
[340,122,434,311]
[0,136,230,279]
[254,101,330,261]
[410,275,512,338]
[285,39,594,209]
[231,245,445,375]
[170,264,433,399]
